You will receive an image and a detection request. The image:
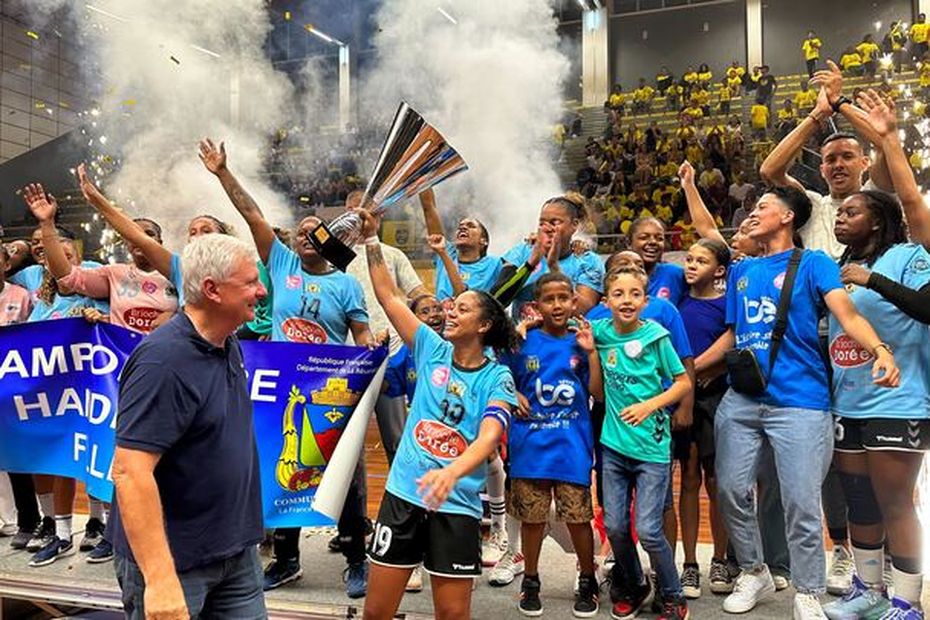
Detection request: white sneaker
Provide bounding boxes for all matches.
[0,523,17,537]
[488,549,525,587]
[722,566,776,613]
[774,574,791,591]
[482,529,509,567]
[405,566,423,593]
[794,593,827,619]
[827,547,854,596]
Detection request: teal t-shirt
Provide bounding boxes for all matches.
[593,318,685,463]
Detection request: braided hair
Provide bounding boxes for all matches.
[838,190,908,267]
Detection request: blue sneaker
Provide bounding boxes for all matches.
[876,596,925,620]
[86,539,114,564]
[823,575,890,620]
[344,561,368,599]
[263,558,302,591]
[29,536,75,567]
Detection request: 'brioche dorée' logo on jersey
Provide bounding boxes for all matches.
[431,366,450,387]
[414,419,466,459]
[124,307,161,332]
[830,333,873,368]
[282,318,327,343]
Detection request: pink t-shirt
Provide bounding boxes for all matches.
[59,263,178,333]
[0,282,31,326]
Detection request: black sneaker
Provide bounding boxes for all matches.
[573,573,600,618]
[80,517,105,552]
[86,539,114,564]
[681,563,701,599]
[263,558,302,591]
[29,536,75,567]
[10,526,35,550]
[611,580,653,620]
[25,517,54,553]
[327,533,343,553]
[519,574,543,617]
[709,557,735,594]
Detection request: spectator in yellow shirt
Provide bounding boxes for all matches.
[802,30,822,77]
[684,139,703,167]
[750,103,769,140]
[726,60,745,94]
[681,98,704,121]
[840,47,863,75]
[632,78,656,115]
[606,84,626,123]
[856,33,881,79]
[697,63,713,89]
[693,87,711,116]
[919,52,930,99]
[666,81,685,112]
[793,79,818,114]
[655,65,673,94]
[675,118,696,143]
[745,65,762,96]
[776,99,797,140]
[910,13,929,63]
[717,79,733,116]
[683,66,699,92]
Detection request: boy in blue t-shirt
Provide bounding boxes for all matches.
[503,273,601,617]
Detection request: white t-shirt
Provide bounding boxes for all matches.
[346,242,423,355]
[802,180,882,260]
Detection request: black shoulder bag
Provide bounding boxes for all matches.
[725,249,803,396]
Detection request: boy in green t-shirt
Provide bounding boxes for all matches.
[591,267,692,620]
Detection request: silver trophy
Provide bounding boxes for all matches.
[307,101,468,271]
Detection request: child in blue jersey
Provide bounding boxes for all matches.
[823,90,930,620]
[629,217,687,304]
[384,293,446,404]
[419,189,502,302]
[357,210,517,620]
[677,238,732,598]
[494,193,604,322]
[592,267,692,620]
[502,273,601,617]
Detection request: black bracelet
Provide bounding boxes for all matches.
[831,95,853,113]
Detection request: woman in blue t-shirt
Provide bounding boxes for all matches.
[495,192,604,321]
[357,209,518,620]
[823,91,930,619]
[628,217,687,304]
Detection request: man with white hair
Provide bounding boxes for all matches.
[108,234,267,619]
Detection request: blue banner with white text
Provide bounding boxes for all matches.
[0,319,386,528]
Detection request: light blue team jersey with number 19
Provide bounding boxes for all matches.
[387,325,517,519]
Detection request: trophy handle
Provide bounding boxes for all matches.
[306,220,358,272]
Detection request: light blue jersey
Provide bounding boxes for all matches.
[434,241,503,300]
[266,238,367,344]
[169,252,184,306]
[830,244,930,420]
[727,249,843,410]
[12,263,109,322]
[501,243,604,323]
[387,325,517,518]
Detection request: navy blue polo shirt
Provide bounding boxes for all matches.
[109,312,263,572]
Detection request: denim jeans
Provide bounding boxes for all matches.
[602,445,682,600]
[115,546,266,619]
[715,390,833,594]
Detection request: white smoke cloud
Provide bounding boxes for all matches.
[359,0,570,251]
[31,0,297,243]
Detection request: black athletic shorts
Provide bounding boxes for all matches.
[367,491,481,578]
[834,416,930,453]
